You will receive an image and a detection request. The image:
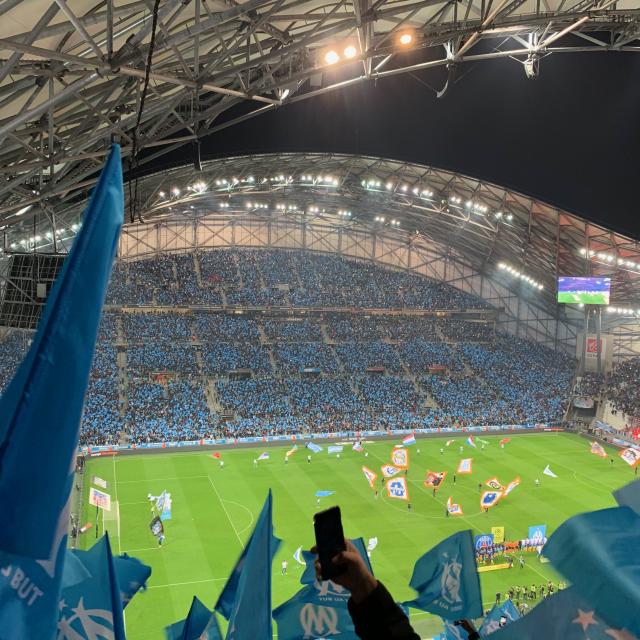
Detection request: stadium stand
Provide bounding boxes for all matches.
[52,248,578,445]
[607,358,640,418]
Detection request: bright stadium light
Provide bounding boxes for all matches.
[344,45,357,59]
[399,33,413,46]
[325,50,340,65]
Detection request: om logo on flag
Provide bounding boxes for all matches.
[386,477,409,501]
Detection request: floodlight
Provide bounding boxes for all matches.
[344,45,357,59]
[399,33,413,46]
[325,50,340,65]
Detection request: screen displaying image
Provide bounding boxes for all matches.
[557,276,611,305]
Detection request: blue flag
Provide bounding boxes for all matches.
[0,144,123,559]
[479,599,520,636]
[113,553,151,608]
[57,533,125,639]
[165,596,222,640]
[0,146,123,638]
[306,442,323,453]
[215,490,281,639]
[300,538,373,585]
[488,586,636,640]
[403,530,482,620]
[315,490,335,497]
[614,479,640,516]
[273,581,358,640]
[544,505,640,637]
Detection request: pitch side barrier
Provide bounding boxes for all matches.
[79,423,564,458]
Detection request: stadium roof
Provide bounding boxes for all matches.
[8,151,640,321]
[0,0,638,233]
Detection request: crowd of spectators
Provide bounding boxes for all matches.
[575,372,605,397]
[103,249,492,311]
[125,380,214,443]
[9,248,588,445]
[608,358,640,418]
[0,330,29,393]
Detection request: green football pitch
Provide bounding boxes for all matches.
[79,432,634,639]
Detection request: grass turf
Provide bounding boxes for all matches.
[79,431,635,639]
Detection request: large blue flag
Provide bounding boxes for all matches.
[403,530,482,620]
[215,490,281,639]
[0,146,123,639]
[0,144,123,559]
[57,533,126,639]
[544,505,640,637]
[488,586,637,640]
[165,596,222,640]
[113,553,152,608]
[479,599,520,636]
[273,581,358,640]
[300,537,373,585]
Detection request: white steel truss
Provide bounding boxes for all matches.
[0,0,637,229]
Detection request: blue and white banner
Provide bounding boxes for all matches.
[306,443,323,454]
[474,534,494,551]
[527,525,547,545]
[404,530,482,620]
[479,599,520,636]
[156,491,172,521]
[328,446,343,454]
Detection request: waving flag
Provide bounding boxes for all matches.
[391,447,409,469]
[215,490,281,639]
[403,530,482,620]
[424,471,447,489]
[166,596,222,640]
[502,477,521,497]
[487,586,634,640]
[499,438,510,447]
[544,506,640,637]
[113,553,151,608]
[0,147,123,638]
[479,599,520,636]
[619,448,640,467]
[328,445,343,454]
[156,490,172,521]
[457,458,473,474]
[446,439,455,446]
[446,497,464,516]
[273,582,358,640]
[362,466,378,489]
[466,436,477,448]
[300,538,373,585]
[480,491,502,510]
[306,442,323,454]
[485,477,504,491]
[352,441,364,452]
[257,452,269,461]
[590,442,607,458]
[402,434,416,446]
[543,464,558,478]
[477,438,489,445]
[315,490,335,498]
[212,452,222,460]
[57,533,125,640]
[614,479,640,516]
[386,477,410,501]
[0,144,122,560]
[381,464,401,478]
[285,445,298,458]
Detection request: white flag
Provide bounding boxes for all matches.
[543,465,558,478]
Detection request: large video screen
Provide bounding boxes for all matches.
[557,276,611,305]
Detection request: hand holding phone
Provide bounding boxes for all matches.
[313,506,347,580]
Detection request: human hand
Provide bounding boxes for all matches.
[311,540,377,604]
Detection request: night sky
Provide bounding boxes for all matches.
[175,51,640,239]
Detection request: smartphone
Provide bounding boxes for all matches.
[313,506,347,580]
